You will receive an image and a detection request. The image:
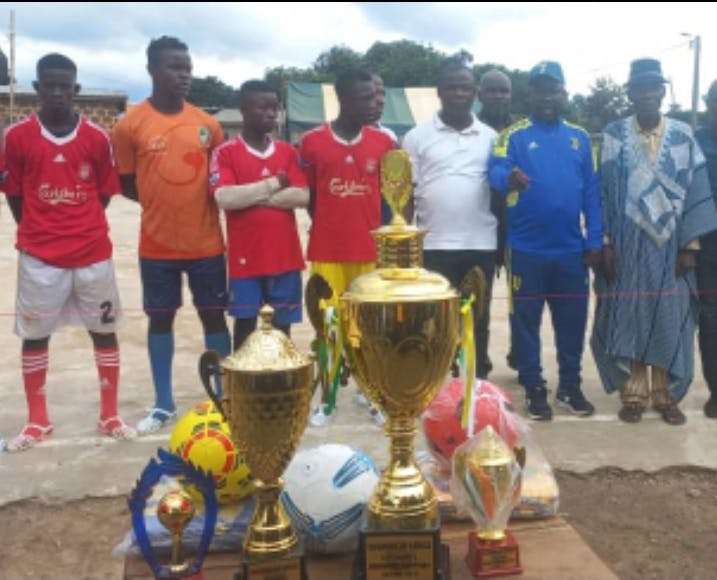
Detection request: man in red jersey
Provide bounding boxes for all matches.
[209,80,308,349]
[3,53,136,452]
[299,68,394,425]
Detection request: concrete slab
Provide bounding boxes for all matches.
[1,197,717,506]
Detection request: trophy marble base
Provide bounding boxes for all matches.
[352,526,451,580]
[235,545,308,580]
[465,531,521,578]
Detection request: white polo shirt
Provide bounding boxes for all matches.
[403,113,497,250]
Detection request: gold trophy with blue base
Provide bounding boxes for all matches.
[200,306,313,580]
[341,150,460,580]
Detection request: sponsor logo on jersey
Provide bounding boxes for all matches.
[148,135,167,153]
[53,153,67,163]
[199,126,211,145]
[328,178,370,198]
[38,183,88,205]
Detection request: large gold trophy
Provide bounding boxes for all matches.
[199,306,313,580]
[340,150,460,580]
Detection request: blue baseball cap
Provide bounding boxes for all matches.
[529,61,565,85]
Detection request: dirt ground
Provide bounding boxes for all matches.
[0,467,715,580]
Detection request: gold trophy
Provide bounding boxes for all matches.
[199,306,313,580]
[451,426,523,578]
[157,490,203,579]
[340,150,460,580]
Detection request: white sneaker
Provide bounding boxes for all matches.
[136,408,177,435]
[355,392,369,406]
[309,405,333,427]
[369,405,386,427]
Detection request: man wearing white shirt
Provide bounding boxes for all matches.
[403,61,498,378]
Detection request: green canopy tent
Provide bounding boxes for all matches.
[285,82,480,143]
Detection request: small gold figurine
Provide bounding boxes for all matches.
[157,490,196,577]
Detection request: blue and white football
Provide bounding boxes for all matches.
[281,443,379,554]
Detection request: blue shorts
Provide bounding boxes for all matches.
[229,271,302,326]
[140,255,228,320]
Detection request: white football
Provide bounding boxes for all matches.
[281,443,379,554]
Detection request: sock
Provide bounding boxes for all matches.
[148,332,175,412]
[22,349,50,426]
[233,317,257,351]
[95,346,120,421]
[205,331,231,396]
[204,331,231,357]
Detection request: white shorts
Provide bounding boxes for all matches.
[15,253,123,339]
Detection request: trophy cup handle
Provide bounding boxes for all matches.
[199,350,226,419]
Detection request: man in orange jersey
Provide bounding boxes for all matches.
[112,36,230,434]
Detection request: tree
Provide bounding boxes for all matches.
[313,45,363,77]
[187,76,238,109]
[364,40,450,86]
[573,77,630,133]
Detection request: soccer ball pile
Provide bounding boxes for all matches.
[281,443,379,554]
[169,400,253,504]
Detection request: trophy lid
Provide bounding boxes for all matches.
[345,267,456,302]
[221,305,313,372]
[466,425,513,467]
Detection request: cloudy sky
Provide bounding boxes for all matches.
[1,2,713,110]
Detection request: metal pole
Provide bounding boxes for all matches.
[9,9,15,123]
[690,35,701,130]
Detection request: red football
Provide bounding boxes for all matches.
[422,378,521,470]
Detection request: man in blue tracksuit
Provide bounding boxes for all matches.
[488,61,602,420]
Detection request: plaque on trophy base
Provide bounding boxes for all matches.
[466,530,521,578]
[237,544,307,580]
[352,527,451,580]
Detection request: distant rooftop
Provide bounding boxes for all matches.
[0,85,127,100]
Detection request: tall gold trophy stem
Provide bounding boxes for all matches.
[245,479,297,556]
[342,151,459,579]
[368,417,437,528]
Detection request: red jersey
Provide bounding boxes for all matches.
[3,114,120,268]
[299,124,393,262]
[209,137,306,278]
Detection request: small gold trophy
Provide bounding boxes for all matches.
[452,426,523,578]
[340,150,460,579]
[157,490,204,579]
[199,306,313,580]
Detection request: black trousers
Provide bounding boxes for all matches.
[423,249,495,377]
[697,252,717,395]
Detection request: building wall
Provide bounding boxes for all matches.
[0,93,126,131]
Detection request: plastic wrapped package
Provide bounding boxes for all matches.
[419,378,559,520]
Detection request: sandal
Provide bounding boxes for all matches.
[98,416,137,440]
[7,423,54,452]
[655,402,687,426]
[618,402,645,423]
